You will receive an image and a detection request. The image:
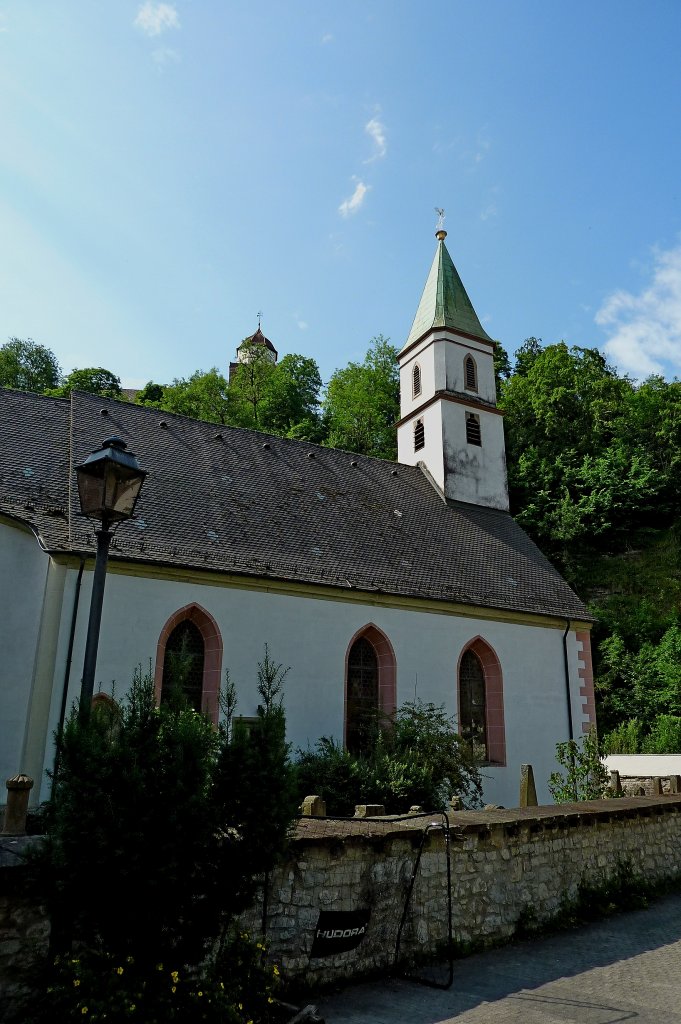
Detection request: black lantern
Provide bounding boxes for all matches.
[75,436,147,718]
[75,436,146,526]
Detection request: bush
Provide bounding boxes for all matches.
[27,653,297,1024]
[601,718,644,754]
[600,714,681,754]
[296,700,483,815]
[548,730,609,802]
[641,714,681,753]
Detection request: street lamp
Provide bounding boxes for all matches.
[75,436,147,719]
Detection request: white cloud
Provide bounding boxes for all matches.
[321,33,333,44]
[480,203,497,222]
[595,242,681,377]
[134,2,180,37]
[364,118,387,162]
[294,314,309,330]
[338,180,370,218]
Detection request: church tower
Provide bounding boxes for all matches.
[396,229,509,511]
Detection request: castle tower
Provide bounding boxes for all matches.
[396,229,509,510]
[229,325,278,380]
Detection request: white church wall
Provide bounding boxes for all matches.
[443,334,497,403]
[0,522,50,789]
[41,564,584,808]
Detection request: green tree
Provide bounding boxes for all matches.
[259,353,323,436]
[0,337,62,392]
[229,343,277,428]
[135,380,166,405]
[323,335,399,459]
[47,367,122,398]
[157,368,241,425]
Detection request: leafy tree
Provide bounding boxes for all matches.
[47,367,122,398]
[259,353,323,436]
[157,368,241,425]
[136,380,165,405]
[0,337,62,392]
[323,335,399,459]
[229,342,277,428]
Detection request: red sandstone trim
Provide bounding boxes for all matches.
[344,623,397,746]
[155,603,223,725]
[576,629,596,734]
[457,636,506,766]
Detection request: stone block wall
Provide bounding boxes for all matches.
[3,797,681,1002]
[244,796,681,985]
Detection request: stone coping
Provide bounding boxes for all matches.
[293,795,681,844]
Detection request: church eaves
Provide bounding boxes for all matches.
[401,231,494,351]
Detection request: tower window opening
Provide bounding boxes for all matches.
[466,413,481,446]
[412,363,422,398]
[464,355,478,392]
[414,418,425,452]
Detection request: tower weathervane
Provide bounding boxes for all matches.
[434,207,445,232]
[257,310,262,330]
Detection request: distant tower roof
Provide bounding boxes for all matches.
[237,327,278,358]
[401,230,493,352]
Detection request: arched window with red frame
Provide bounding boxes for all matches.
[345,624,397,755]
[154,603,223,725]
[457,637,505,765]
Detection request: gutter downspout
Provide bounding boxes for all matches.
[52,558,85,790]
[563,619,574,742]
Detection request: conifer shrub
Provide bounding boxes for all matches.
[26,651,297,1024]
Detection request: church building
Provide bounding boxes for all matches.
[0,230,594,809]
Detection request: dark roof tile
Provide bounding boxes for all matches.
[0,388,591,620]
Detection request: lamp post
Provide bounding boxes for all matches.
[75,436,146,720]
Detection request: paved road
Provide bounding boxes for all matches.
[318,892,681,1023]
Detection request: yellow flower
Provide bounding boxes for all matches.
[171,986,177,994]
[73,980,81,987]
[198,991,203,998]
[171,971,179,983]
[116,967,124,976]
[129,1005,136,1012]
[156,963,164,971]
[81,1009,88,1016]
[272,965,280,976]
[219,982,224,990]
[268,997,274,1004]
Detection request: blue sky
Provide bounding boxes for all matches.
[2,1,681,388]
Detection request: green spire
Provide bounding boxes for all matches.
[401,231,493,351]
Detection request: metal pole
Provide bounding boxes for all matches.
[79,525,112,720]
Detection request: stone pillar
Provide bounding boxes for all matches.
[300,795,326,817]
[651,777,663,797]
[519,764,538,807]
[2,775,34,835]
[354,804,385,818]
[669,775,681,794]
[609,770,623,796]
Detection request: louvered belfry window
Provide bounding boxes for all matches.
[161,620,205,712]
[412,362,422,398]
[414,418,425,452]
[466,413,481,446]
[460,649,488,760]
[464,355,477,391]
[346,636,379,755]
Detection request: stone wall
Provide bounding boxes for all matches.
[244,795,681,985]
[3,797,681,1002]
[0,837,49,1017]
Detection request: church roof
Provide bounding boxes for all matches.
[401,231,494,352]
[238,327,277,356]
[0,389,590,622]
